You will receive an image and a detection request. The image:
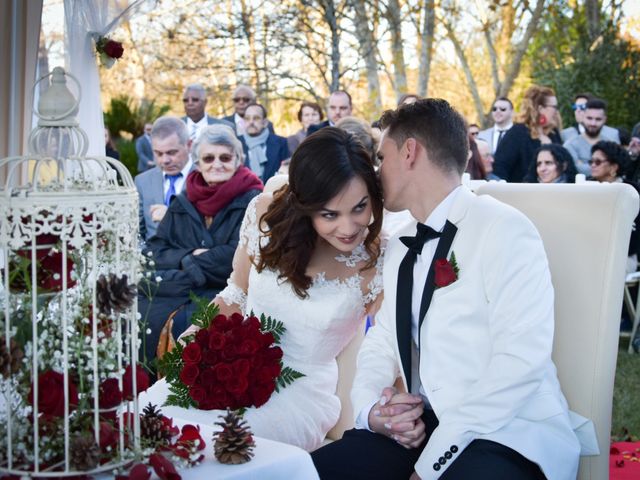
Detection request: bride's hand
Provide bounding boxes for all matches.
[368,387,425,448]
[177,324,201,345]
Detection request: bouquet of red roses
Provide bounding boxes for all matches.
[160,296,303,412]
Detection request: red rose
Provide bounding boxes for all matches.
[116,463,150,480]
[97,420,118,450]
[149,453,180,480]
[260,331,275,347]
[238,339,259,356]
[175,424,205,452]
[208,331,226,350]
[263,346,283,362]
[122,364,150,400]
[225,376,249,396]
[189,386,207,404]
[232,359,251,377]
[195,329,209,348]
[221,343,237,360]
[244,316,261,331]
[249,383,275,407]
[254,366,277,385]
[28,370,78,417]
[199,367,217,386]
[103,40,124,59]
[99,378,122,409]
[201,349,218,365]
[211,314,229,332]
[179,364,200,386]
[229,312,244,327]
[434,258,457,288]
[181,342,201,364]
[214,363,233,381]
[38,252,76,291]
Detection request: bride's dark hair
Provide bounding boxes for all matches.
[257,127,383,298]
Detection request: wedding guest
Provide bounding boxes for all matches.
[308,91,353,134]
[335,116,378,164]
[105,128,119,160]
[140,127,385,451]
[135,122,154,173]
[475,139,500,180]
[287,101,324,154]
[493,85,562,182]
[524,144,577,183]
[181,83,232,142]
[468,123,480,138]
[466,138,486,180]
[138,124,263,366]
[241,103,290,183]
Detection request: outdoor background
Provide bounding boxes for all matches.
[40,0,640,441]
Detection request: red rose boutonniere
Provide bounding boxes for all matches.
[95,35,124,69]
[434,251,459,288]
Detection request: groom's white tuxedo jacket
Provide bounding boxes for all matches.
[352,187,583,480]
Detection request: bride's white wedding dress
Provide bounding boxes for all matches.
[140,196,383,451]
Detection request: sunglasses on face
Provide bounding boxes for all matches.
[233,97,252,103]
[470,131,479,136]
[182,97,202,103]
[572,104,587,111]
[492,106,508,112]
[588,158,608,166]
[200,154,234,164]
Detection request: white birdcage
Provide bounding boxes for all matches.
[0,67,142,476]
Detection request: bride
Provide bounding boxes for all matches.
[140,127,385,451]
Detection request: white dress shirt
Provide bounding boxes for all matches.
[186,116,209,142]
[356,186,462,430]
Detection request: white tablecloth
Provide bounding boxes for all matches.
[126,417,320,480]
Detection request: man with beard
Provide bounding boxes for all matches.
[564,98,619,176]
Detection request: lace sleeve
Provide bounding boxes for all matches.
[218,279,247,315]
[238,195,261,258]
[363,237,387,306]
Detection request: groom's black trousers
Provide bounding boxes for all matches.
[311,409,546,480]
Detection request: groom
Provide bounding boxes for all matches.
[311,99,581,479]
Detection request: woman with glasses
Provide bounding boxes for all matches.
[524,144,577,183]
[493,85,562,182]
[142,124,263,362]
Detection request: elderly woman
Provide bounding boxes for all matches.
[494,85,563,182]
[524,144,577,183]
[139,124,263,367]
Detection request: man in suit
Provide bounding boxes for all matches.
[307,90,353,134]
[477,97,513,154]
[134,116,194,241]
[241,102,289,183]
[135,122,154,173]
[223,84,274,136]
[561,92,620,144]
[182,83,232,142]
[312,99,588,479]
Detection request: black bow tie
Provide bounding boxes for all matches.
[399,223,441,255]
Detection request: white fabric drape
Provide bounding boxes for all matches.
[63,0,149,156]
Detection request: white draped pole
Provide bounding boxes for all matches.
[63,0,151,156]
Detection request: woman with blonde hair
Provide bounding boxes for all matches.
[493,85,562,182]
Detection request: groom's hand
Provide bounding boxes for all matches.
[368,387,426,449]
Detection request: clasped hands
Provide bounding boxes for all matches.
[368,386,426,449]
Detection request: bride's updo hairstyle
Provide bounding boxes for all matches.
[257,127,383,298]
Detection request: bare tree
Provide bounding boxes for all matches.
[349,0,382,114]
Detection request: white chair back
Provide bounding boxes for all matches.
[476,182,639,480]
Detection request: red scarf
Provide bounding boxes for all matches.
[186,166,263,218]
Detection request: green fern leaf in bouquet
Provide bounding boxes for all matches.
[275,366,305,393]
[188,293,220,330]
[259,313,286,344]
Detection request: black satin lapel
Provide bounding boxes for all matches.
[396,250,416,394]
[418,220,458,330]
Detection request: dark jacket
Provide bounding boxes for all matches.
[138,188,260,363]
[493,123,561,183]
[147,188,260,297]
[242,133,290,183]
[307,120,331,135]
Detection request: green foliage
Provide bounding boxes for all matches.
[189,293,220,329]
[103,95,170,139]
[529,4,640,130]
[115,138,137,178]
[259,313,286,344]
[275,366,305,393]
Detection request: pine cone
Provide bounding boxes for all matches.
[0,337,24,378]
[141,403,172,447]
[96,273,136,315]
[70,433,101,471]
[213,410,255,464]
